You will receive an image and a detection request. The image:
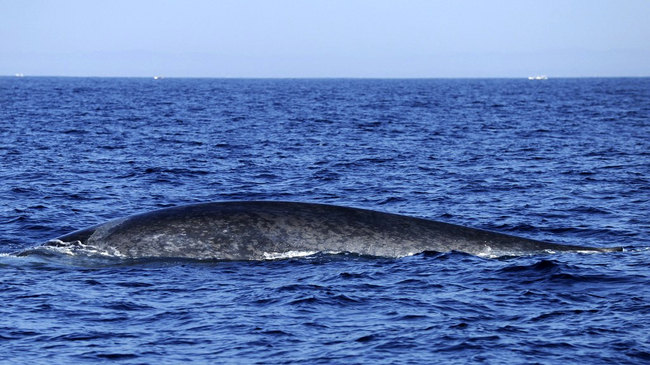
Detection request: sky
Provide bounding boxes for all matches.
[1,0,649,78]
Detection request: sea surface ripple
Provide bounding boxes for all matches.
[1,77,649,364]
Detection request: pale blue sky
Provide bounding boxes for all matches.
[1,0,649,77]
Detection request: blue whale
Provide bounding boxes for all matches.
[35,201,622,260]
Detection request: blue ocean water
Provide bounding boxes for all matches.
[1,77,649,364]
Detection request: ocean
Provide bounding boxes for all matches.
[1,77,649,364]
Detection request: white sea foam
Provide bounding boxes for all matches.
[36,240,126,259]
[262,250,319,260]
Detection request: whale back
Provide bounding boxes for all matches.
[49,201,622,260]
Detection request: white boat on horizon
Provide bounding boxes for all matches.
[528,75,548,80]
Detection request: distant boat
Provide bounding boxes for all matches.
[15,73,24,77]
[528,75,548,80]
[154,76,164,80]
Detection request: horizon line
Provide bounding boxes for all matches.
[4,74,650,80]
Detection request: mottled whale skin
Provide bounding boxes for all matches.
[43,201,622,260]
